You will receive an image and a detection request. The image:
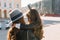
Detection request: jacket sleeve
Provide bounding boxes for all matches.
[20,9,42,30]
[20,20,41,30]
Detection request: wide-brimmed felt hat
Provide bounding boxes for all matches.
[8,9,30,27]
[10,9,24,23]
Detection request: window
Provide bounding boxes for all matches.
[9,3,12,8]
[0,9,1,18]
[35,3,38,8]
[4,10,7,18]
[4,2,6,7]
[17,4,19,8]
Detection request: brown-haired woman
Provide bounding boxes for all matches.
[26,8,44,40]
[7,9,26,40]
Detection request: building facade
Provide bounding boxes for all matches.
[53,0,60,14]
[41,0,60,14]
[41,0,52,14]
[0,0,21,29]
[0,0,21,18]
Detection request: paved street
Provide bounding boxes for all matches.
[0,30,8,40]
[0,16,60,40]
[41,16,60,40]
[42,24,60,40]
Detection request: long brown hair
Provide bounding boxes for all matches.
[27,9,42,25]
[27,9,43,39]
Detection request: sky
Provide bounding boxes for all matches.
[21,0,42,7]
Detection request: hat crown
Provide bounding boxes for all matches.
[10,10,21,18]
[10,9,23,22]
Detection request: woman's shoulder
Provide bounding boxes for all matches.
[8,26,20,34]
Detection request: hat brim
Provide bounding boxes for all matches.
[9,10,29,27]
[9,12,27,24]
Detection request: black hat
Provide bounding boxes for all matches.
[9,9,24,24]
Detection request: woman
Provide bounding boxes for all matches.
[26,7,44,40]
[7,22,20,40]
[7,9,26,40]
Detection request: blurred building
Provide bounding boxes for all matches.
[41,0,52,14]
[41,0,60,14]
[0,0,21,29]
[53,0,60,14]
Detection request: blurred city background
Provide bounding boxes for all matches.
[0,0,60,40]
